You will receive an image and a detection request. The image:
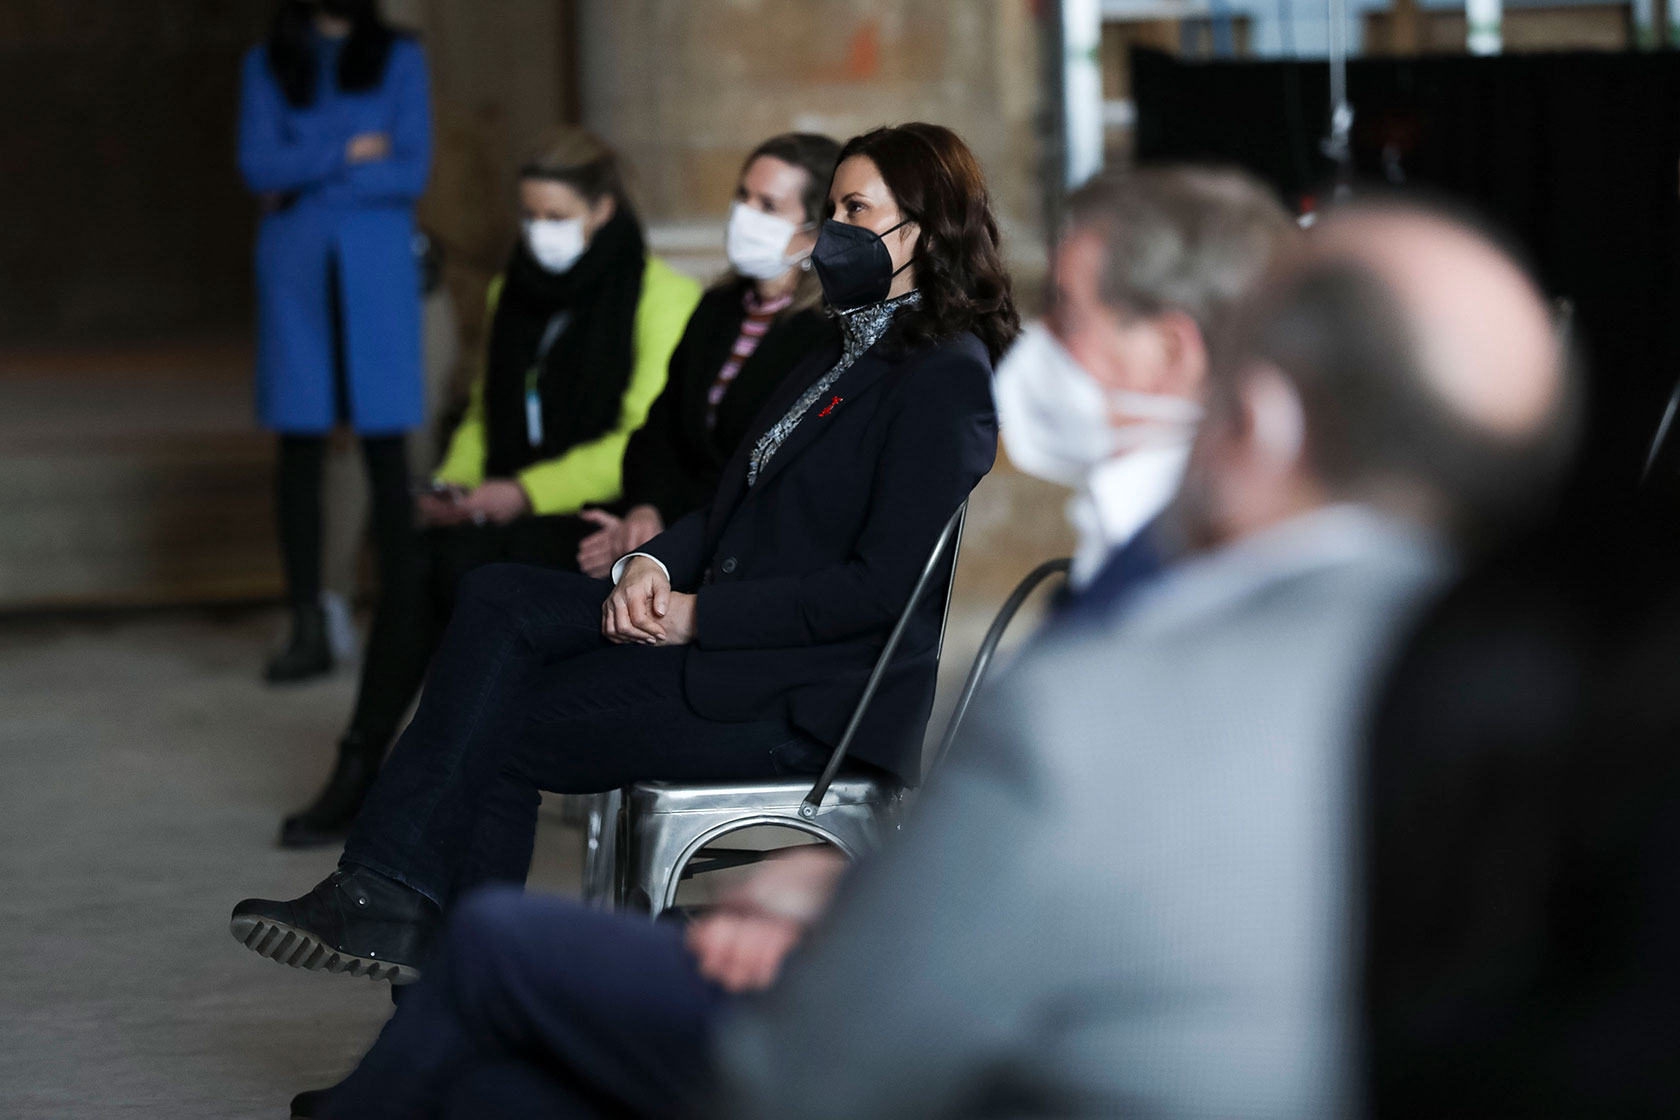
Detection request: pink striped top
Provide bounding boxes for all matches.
[706,288,793,430]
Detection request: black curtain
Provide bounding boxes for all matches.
[1133,48,1680,504]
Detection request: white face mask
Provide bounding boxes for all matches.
[524,217,586,274]
[725,201,806,280]
[1066,445,1192,587]
[996,321,1205,583]
[996,320,1203,486]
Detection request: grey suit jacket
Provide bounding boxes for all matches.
[712,505,1448,1119]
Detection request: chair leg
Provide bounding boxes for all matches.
[613,793,634,910]
[642,824,695,919]
[624,811,728,919]
[581,789,622,908]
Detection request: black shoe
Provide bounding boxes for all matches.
[289,1085,339,1119]
[266,604,334,684]
[280,733,383,848]
[230,866,437,984]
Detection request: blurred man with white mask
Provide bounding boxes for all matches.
[714,196,1574,1120]
[997,168,1294,597]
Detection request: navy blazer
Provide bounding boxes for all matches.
[1045,518,1169,637]
[640,326,999,783]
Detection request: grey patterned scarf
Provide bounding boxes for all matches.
[746,290,921,485]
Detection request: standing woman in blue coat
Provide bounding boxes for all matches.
[239,0,431,682]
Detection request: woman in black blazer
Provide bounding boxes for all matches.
[231,123,1018,981]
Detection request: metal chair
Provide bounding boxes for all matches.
[604,503,969,916]
[930,557,1071,766]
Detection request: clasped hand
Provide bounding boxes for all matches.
[602,556,696,645]
[417,480,529,527]
[576,505,664,579]
[684,847,849,993]
[346,131,392,164]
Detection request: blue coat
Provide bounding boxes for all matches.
[238,36,431,434]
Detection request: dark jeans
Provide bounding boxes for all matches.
[343,562,823,905]
[348,516,592,751]
[321,888,727,1120]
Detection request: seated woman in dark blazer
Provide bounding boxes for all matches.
[231,122,1018,984]
[280,132,841,847]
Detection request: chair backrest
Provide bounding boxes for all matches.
[930,558,1071,770]
[932,505,968,666]
[799,501,968,817]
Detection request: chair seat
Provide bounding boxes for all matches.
[628,775,902,817]
[619,775,906,913]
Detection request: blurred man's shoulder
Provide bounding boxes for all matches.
[999,536,1449,729]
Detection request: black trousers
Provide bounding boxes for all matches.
[346,516,592,750]
[342,563,826,905]
[275,434,412,610]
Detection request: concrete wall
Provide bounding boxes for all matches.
[572,0,1063,612]
[0,1,270,345]
[0,1,581,607]
[0,0,1064,609]
[0,0,1048,342]
[384,0,580,404]
[0,0,575,349]
[578,0,1047,255]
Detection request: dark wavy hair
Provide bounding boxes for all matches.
[836,123,1020,362]
[266,0,398,109]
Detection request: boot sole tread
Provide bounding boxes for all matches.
[229,914,420,985]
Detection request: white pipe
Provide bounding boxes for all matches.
[1063,0,1105,188]
[1632,0,1655,47]
[1322,0,1353,195]
[1467,0,1503,54]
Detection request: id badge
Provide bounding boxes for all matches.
[525,366,544,446]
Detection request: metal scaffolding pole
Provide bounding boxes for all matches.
[1321,0,1354,197]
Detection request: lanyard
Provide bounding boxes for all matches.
[525,311,570,446]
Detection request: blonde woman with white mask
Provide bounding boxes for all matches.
[276,125,702,849]
[996,166,1295,597]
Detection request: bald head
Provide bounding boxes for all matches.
[1308,206,1561,442]
[1180,198,1575,548]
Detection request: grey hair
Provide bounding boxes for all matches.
[1064,166,1296,341]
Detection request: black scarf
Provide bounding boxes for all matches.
[483,207,646,477]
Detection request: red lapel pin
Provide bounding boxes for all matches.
[818,395,843,418]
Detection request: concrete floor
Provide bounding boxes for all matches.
[0,322,1078,1120]
[0,537,1062,1119]
[0,609,581,1120]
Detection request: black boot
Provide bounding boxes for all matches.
[280,733,382,848]
[289,1084,341,1119]
[230,866,438,984]
[265,603,334,684]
